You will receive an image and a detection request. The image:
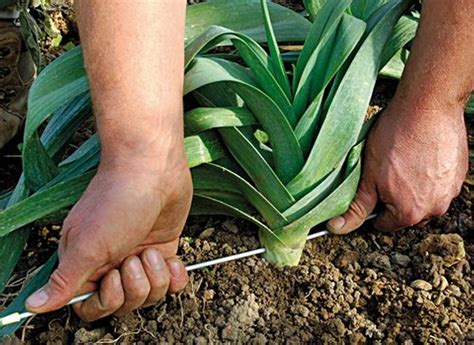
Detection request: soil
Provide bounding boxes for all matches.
[1,1,473,344]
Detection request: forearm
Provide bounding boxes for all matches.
[394,0,474,114]
[76,0,186,168]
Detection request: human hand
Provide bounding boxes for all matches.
[328,100,468,234]
[25,153,193,321]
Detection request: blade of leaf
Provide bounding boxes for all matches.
[23,46,89,190]
[304,0,328,21]
[218,127,295,212]
[259,0,291,98]
[195,163,288,228]
[350,0,390,21]
[185,0,311,45]
[185,107,257,136]
[276,159,361,248]
[292,14,366,123]
[287,1,409,198]
[191,194,287,247]
[0,171,95,237]
[184,131,227,168]
[293,0,351,90]
[185,25,292,116]
[185,57,304,182]
[0,254,57,337]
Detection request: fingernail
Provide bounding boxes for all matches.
[168,259,183,278]
[328,216,345,231]
[128,257,144,279]
[26,288,49,308]
[145,249,165,271]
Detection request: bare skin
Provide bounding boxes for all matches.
[25,0,192,321]
[25,0,471,320]
[328,0,472,234]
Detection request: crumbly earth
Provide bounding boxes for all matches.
[0,187,471,344]
[1,1,473,344]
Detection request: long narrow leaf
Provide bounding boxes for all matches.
[0,172,95,237]
[185,26,292,116]
[185,57,304,182]
[293,0,351,89]
[23,46,89,190]
[287,1,409,197]
[184,131,227,168]
[185,0,311,44]
[218,127,295,212]
[196,163,288,228]
[259,0,291,98]
[0,254,57,337]
[191,194,287,247]
[185,107,257,136]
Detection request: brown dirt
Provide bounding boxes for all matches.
[1,1,473,344]
[1,187,472,344]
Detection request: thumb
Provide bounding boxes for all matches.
[327,180,377,235]
[26,251,99,313]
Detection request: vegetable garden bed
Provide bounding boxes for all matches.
[0,0,472,343]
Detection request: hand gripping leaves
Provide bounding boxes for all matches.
[0,0,415,295]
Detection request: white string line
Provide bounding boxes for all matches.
[1,214,377,326]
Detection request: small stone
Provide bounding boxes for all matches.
[336,250,360,268]
[417,234,465,266]
[373,254,392,270]
[411,279,433,291]
[194,336,208,345]
[252,334,267,344]
[449,322,463,336]
[434,294,445,306]
[439,276,449,291]
[391,253,411,267]
[332,318,346,337]
[74,328,106,343]
[295,305,310,317]
[199,227,215,239]
[441,314,450,326]
[432,272,441,288]
[203,289,215,300]
[448,285,461,297]
[222,220,239,233]
[379,235,394,248]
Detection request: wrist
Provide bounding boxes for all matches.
[390,82,466,122]
[99,132,188,178]
[97,104,186,165]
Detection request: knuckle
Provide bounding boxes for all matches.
[128,283,150,300]
[104,293,124,312]
[48,270,71,296]
[171,274,189,293]
[398,208,424,227]
[80,312,99,323]
[348,199,368,219]
[152,272,170,289]
[453,184,463,198]
[432,202,450,217]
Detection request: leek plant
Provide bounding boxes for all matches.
[185,0,415,264]
[0,0,310,297]
[0,1,417,327]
